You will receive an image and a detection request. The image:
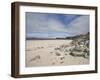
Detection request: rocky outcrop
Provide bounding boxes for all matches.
[53,33,89,59]
[69,33,89,58]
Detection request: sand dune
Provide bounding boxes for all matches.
[25,40,89,67]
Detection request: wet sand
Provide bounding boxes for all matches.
[25,40,89,67]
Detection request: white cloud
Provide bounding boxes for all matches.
[26,13,89,38]
[26,13,69,33]
[47,18,68,32]
[26,13,48,33]
[66,16,89,35]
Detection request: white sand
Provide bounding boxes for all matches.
[25,40,89,67]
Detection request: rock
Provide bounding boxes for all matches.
[55,52,61,56]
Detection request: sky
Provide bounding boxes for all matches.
[26,12,89,38]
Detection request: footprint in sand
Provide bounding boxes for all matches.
[29,55,41,62]
[60,61,64,64]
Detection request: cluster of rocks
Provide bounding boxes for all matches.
[70,38,89,59]
[53,33,90,59]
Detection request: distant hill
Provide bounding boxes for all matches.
[26,32,89,40]
[65,32,89,40]
[26,37,56,40]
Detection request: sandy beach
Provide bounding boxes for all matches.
[25,40,89,67]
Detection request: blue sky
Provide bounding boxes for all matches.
[26,12,89,38]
